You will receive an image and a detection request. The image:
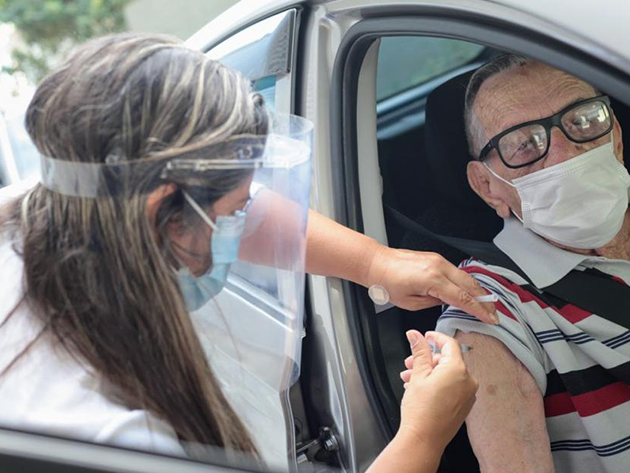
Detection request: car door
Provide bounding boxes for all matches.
[294,1,630,472]
[0,425,261,473]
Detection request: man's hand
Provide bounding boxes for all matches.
[367,246,498,324]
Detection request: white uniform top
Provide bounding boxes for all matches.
[0,181,184,456]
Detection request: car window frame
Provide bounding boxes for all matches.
[0,426,263,473]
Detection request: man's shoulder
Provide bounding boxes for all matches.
[457,257,532,288]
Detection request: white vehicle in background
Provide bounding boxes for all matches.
[1,0,630,472]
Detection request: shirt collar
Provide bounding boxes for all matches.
[493,217,590,288]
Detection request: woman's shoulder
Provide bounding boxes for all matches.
[0,288,183,457]
[95,408,185,456]
[0,330,184,456]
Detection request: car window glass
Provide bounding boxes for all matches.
[376,36,484,101]
[206,10,295,115]
[201,12,300,472]
[206,13,290,80]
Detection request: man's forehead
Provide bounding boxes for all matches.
[474,63,596,136]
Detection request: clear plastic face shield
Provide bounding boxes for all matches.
[40,114,312,461]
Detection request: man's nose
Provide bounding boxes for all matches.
[544,127,590,167]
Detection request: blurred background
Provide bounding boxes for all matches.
[0,0,239,187]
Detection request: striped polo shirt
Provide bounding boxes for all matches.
[436,217,630,473]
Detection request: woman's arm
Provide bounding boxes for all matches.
[306,209,497,323]
[366,431,443,473]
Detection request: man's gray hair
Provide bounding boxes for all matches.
[464,53,531,157]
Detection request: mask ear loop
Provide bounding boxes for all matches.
[183,191,218,231]
[483,161,516,188]
[157,194,211,270]
[180,194,245,370]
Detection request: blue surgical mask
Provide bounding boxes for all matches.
[176,192,247,311]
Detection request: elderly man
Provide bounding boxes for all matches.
[434,55,630,473]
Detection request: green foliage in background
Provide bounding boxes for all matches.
[0,0,132,83]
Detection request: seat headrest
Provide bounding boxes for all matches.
[609,97,630,172]
[424,69,491,211]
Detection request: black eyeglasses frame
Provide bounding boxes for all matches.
[477,95,613,169]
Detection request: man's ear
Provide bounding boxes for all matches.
[613,116,624,163]
[467,161,512,219]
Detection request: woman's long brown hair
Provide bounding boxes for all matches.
[0,33,268,455]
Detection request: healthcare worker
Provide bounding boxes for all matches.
[0,33,484,472]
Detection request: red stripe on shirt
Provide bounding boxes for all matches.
[554,304,593,324]
[611,275,628,285]
[545,383,630,418]
[495,301,517,321]
[463,263,594,324]
[573,382,630,417]
[545,391,576,417]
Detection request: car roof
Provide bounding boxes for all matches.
[186,0,630,73]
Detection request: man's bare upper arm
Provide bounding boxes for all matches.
[455,330,555,473]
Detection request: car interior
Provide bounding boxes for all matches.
[363,35,630,472]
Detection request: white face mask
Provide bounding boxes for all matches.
[485,139,630,249]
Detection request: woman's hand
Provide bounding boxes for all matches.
[366,330,478,473]
[367,246,498,324]
[398,330,478,452]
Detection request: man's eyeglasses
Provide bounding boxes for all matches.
[477,95,613,169]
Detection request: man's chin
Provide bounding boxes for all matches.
[538,209,630,261]
[544,238,597,256]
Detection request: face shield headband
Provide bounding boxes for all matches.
[39,134,308,198]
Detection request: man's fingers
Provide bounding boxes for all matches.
[403,354,441,372]
[407,330,433,380]
[427,275,498,324]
